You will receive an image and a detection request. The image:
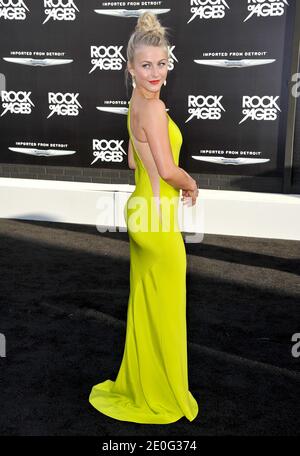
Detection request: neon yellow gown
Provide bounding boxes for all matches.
[88,100,199,424]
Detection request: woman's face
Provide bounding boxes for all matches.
[130,45,169,95]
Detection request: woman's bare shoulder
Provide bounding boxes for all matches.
[141,98,167,124]
[144,98,166,112]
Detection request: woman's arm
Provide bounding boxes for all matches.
[141,99,196,192]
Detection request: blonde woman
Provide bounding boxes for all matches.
[89,11,199,424]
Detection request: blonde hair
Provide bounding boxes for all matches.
[125,12,171,96]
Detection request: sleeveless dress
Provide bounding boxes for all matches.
[88,100,199,424]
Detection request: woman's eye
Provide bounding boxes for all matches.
[142,63,166,68]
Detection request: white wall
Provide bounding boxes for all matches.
[0,177,299,241]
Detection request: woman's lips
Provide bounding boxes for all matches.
[149,80,160,84]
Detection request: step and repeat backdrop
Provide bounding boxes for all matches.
[292,41,300,193]
[0,0,297,189]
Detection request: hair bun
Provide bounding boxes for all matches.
[135,11,165,37]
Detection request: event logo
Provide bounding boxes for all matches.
[47,92,82,118]
[244,0,289,22]
[43,0,79,24]
[89,45,176,74]
[239,95,281,124]
[167,46,177,71]
[188,0,230,23]
[0,90,34,116]
[186,95,225,122]
[91,139,126,164]
[0,0,29,20]
[89,45,125,74]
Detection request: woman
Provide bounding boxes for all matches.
[89,11,199,424]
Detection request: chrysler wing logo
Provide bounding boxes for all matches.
[192,157,270,165]
[96,107,129,115]
[95,106,169,114]
[94,8,170,17]
[3,58,73,67]
[194,59,275,68]
[9,147,76,157]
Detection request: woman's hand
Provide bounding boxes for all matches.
[179,171,199,206]
[181,186,199,207]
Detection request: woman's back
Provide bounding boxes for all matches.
[129,97,162,216]
[128,98,183,228]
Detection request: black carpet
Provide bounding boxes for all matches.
[0,218,299,436]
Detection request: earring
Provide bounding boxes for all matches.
[163,79,167,86]
[132,75,136,88]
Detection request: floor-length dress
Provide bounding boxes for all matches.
[88,100,199,424]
